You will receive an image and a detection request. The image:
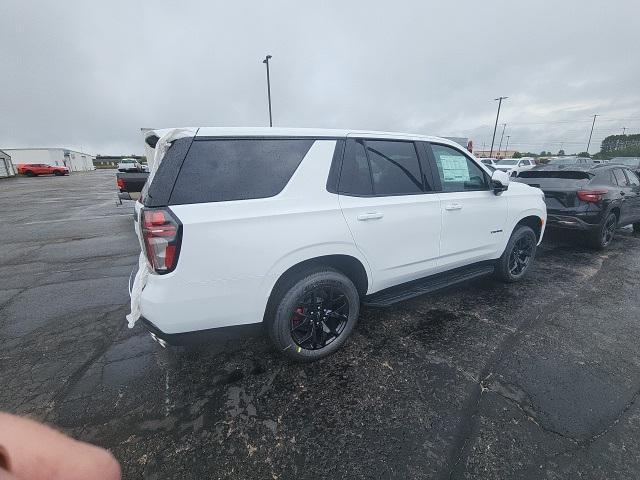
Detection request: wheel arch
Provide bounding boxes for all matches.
[262,253,370,323]
[514,214,544,242]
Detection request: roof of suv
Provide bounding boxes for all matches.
[151,127,457,145]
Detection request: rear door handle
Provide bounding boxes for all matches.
[357,212,384,221]
[445,203,463,211]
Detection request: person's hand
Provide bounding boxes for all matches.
[0,412,120,480]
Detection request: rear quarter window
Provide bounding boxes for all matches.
[169,139,314,205]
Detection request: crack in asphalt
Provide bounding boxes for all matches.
[42,309,128,421]
[443,250,621,479]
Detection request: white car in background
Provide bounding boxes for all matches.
[118,158,143,172]
[495,158,537,177]
[480,158,499,168]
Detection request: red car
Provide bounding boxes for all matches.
[17,164,69,176]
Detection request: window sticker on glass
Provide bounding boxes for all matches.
[439,155,470,182]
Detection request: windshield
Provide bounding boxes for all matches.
[497,160,518,165]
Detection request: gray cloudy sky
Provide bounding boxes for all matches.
[2,0,639,156]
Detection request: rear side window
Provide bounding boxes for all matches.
[626,169,640,186]
[613,168,629,186]
[169,139,314,204]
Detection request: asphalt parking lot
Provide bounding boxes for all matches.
[2,169,640,479]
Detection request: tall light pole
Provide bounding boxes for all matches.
[505,135,511,157]
[497,123,507,158]
[262,55,273,127]
[622,127,627,135]
[586,114,599,153]
[490,96,508,158]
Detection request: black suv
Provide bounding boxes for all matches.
[517,164,640,249]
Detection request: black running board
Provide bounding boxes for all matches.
[363,262,495,307]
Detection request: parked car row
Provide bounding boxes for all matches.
[124,130,639,362]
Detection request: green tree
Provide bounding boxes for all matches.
[577,151,591,158]
[558,149,565,156]
[512,151,522,158]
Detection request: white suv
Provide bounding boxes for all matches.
[130,128,546,361]
[494,158,537,177]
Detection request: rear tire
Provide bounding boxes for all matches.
[494,225,537,282]
[25,171,35,177]
[267,267,360,362]
[587,212,617,250]
[633,222,640,234]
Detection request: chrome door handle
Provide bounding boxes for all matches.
[357,212,384,221]
[445,203,463,211]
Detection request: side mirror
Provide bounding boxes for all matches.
[491,169,510,194]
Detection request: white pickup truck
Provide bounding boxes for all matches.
[117,158,143,172]
[129,127,546,361]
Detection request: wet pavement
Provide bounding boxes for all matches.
[1,169,640,479]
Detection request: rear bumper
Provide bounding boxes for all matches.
[546,213,601,231]
[140,316,263,346]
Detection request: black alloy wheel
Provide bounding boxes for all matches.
[601,214,616,247]
[508,235,535,276]
[290,286,349,350]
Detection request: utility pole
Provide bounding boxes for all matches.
[622,127,627,135]
[505,135,511,157]
[262,55,273,127]
[586,114,599,153]
[497,123,507,158]
[490,96,508,158]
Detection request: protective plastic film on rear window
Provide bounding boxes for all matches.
[169,139,314,205]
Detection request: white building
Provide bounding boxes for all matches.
[5,148,96,172]
[0,149,16,178]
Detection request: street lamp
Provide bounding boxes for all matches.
[586,114,599,153]
[490,96,508,158]
[497,123,507,158]
[263,55,273,127]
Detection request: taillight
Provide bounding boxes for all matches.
[116,178,124,190]
[577,189,608,203]
[141,208,182,274]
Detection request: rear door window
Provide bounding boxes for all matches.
[338,139,427,196]
[339,139,373,195]
[169,139,314,204]
[365,140,423,195]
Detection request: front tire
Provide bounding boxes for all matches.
[587,212,617,250]
[495,225,537,282]
[54,170,63,176]
[633,222,640,234]
[267,267,360,362]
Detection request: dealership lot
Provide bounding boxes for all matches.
[2,170,640,479]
